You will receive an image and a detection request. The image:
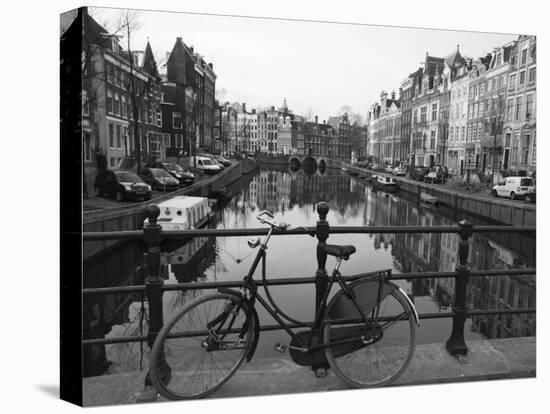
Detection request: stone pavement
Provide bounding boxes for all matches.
[82,337,536,407]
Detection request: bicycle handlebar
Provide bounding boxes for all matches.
[256,211,288,231]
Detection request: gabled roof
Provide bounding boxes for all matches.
[142,41,160,78]
[444,46,466,68]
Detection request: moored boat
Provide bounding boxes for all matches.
[144,196,213,231]
[372,175,398,192]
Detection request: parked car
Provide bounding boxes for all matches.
[163,162,195,186]
[392,166,407,176]
[94,170,152,201]
[492,176,535,200]
[411,167,429,181]
[146,161,195,186]
[212,154,232,167]
[424,171,441,184]
[189,156,223,175]
[139,168,180,192]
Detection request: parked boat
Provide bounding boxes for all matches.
[420,192,439,206]
[144,196,213,231]
[372,175,398,192]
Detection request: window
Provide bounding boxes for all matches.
[455,103,459,119]
[529,67,536,83]
[123,127,128,154]
[83,133,92,161]
[473,124,477,141]
[82,90,89,116]
[469,87,474,99]
[474,85,479,98]
[163,133,170,148]
[474,103,479,118]
[109,124,114,148]
[512,132,519,163]
[496,53,502,66]
[461,126,465,142]
[420,107,427,123]
[515,96,523,120]
[157,110,162,127]
[467,126,472,142]
[522,133,530,164]
[116,125,122,149]
[110,157,115,167]
[519,71,525,85]
[121,96,127,118]
[521,49,528,65]
[509,73,516,88]
[176,133,184,148]
[487,80,492,92]
[450,126,454,142]
[502,75,506,86]
[468,105,473,119]
[480,83,485,96]
[116,68,121,87]
[430,130,436,149]
[114,93,120,115]
[106,89,113,114]
[431,103,437,121]
[506,99,514,121]
[525,94,534,118]
[128,99,133,120]
[173,112,181,129]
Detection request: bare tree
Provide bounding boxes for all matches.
[339,105,364,126]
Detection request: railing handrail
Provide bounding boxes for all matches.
[82,202,537,383]
[81,224,536,241]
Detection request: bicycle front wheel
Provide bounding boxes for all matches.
[323,280,416,388]
[149,292,255,399]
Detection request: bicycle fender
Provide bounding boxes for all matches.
[384,282,420,327]
[217,288,261,362]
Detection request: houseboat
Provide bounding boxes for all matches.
[143,196,213,231]
[372,175,398,192]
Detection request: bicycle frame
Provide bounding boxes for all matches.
[237,226,392,353]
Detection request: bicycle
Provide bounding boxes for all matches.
[149,210,419,399]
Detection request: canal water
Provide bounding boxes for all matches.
[83,165,536,377]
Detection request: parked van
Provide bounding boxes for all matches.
[492,176,535,200]
[189,156,222,175]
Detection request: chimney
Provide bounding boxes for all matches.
[190,46,194,53]
[176,37,182,42]
[208,62,213,69]
[315,115,318,124]
[271,105,275,111]
[242,103,246,112]
[391,90,396,100]
[323,120,326,124]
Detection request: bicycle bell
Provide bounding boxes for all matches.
[247,237,261,248]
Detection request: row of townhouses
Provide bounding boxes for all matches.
[219,100,364,160]
[367,35,536,178]
[73,8,218,190]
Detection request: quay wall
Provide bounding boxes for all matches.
[341,163,536,228]
[83,159,257,259]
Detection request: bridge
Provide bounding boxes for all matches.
[79,203,536,405]
[287,155,342,169]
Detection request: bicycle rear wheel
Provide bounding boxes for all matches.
[149,292,255,399]
[323,280,415,388]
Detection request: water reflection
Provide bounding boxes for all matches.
[83,166,535,377]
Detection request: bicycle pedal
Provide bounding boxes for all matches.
[273,343,287,353]
[314,367,328,378]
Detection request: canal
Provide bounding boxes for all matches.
[83,165,536,377]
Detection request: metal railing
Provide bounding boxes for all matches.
[82,203,536,361]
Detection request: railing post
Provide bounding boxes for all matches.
[142,205,171,390]
[315,201,330,315]
[446,219,473,356]
[312,201,330,375]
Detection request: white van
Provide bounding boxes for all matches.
[492,176,535,200]
[189,156,222,175]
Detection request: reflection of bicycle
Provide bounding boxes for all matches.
[149,211,419,399]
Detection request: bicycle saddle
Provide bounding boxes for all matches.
[323,244,356,260]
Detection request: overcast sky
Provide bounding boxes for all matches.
[92,7,518,122]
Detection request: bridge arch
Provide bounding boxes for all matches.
[302,156,317,167]
[289,156,301,167]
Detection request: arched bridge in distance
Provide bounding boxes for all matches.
[288,155,342,169]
